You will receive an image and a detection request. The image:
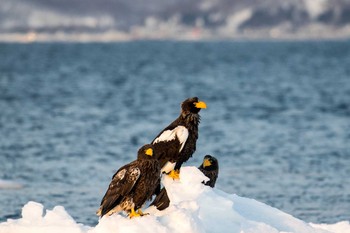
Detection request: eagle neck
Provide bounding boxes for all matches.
[179,112,200,136]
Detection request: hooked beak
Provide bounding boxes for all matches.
[195,101,207,109]
[203,158,211,167]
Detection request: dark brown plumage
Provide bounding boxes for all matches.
[96,144,160,218]
[151,97,207,178]
[150,187,170,211]
[198,155,219,188]
[151,155,219,211]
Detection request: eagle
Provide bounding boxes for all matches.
[198,155,219,188]
[96,144,160,218]
[150,155,219,211]
[152,97,206,179]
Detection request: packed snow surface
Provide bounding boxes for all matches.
[0,167,349,233]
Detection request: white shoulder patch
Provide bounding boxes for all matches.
[176,126,189,152]
[153,126,189,152]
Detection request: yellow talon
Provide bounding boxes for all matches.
[137,209,149,216]
[129,208,141,218]
[168,170,180,180]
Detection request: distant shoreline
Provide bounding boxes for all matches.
[0,30,349,43]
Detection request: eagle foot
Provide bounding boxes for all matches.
[129,208,141,218]
[168,170,180,180]
[129,208,148,218]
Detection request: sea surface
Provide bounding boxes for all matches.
[0,41,349,225]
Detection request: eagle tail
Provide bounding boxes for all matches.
[150,188,170,211]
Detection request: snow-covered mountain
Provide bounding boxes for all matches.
[1,0,350,41]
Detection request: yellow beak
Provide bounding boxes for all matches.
[195,101,207,109]
[145,148,153,156]
[203,159,211,168]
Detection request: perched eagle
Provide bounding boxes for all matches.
[96,144,160,218]
[198,155,219,188]
[150,155,219,211]
[152,97,207,179]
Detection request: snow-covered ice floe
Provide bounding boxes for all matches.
[0,167,349,233]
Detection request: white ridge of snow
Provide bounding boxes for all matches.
[0,166,349,233]
[311,221,350,233]
[304,0,329,19]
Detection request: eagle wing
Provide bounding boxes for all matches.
[152,125,189,171]
[99,162,141,216]
[153,125,189,152]
[198,167,218,188]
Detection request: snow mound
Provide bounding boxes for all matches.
[311,221,350,233]
[0,166,349,233]
[0,201,89,233]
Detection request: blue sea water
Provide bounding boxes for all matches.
[0,41,349,225]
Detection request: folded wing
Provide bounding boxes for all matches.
[152,125,189,170]
[98,164,141,216]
